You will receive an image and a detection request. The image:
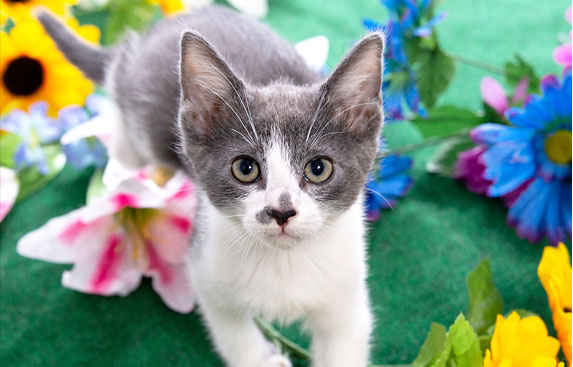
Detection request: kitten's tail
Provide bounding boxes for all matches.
[37,10,110,84]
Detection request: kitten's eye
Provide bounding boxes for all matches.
[232,157,260,183]
[304,158,333,183]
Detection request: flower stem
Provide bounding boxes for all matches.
[381,128,471,158]
[254,317,312,360]
[447,53,505,75]
[255,317,412,367]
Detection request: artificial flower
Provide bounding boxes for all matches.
[0,0,76,24]
[1,16,99,116]
[483,312,562,367]
[470,71,572,245]
[553,7,572,73]
[365,154,413,221]
[538,243,572,366]
[58,94,110,170]
[0,167,19,223]
[17,168,198,313]
[480,76,530,118]
[294,35,329,75]
[454,146,531,207]
[148,0,185,15]
[364,0,446,120]
[0,102,62,174]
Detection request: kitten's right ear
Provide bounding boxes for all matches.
[179,31,245,135]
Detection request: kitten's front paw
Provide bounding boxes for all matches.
[259,355,291,367]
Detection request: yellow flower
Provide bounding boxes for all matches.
[538,243,572,367]
[484,312,562,367]
[148,0,185,15]
[1,16,99,116]
[0,0,77,24]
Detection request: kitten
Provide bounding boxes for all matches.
[39,6,384,367]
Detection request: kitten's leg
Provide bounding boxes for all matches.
[307,285,372,367]
[198,294,291,367]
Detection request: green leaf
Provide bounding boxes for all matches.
[0,132,21,168]
[86,168,106,205]
[415,49,456,109]
[414,314,482,367]
[466,259,504,336]
[104,0,156,44]
[16,146,66,202]
[447,314,483,367]
[413,323,447,367]
[426,136,475,177]
[504,54,540,94]
[411,106,481,139]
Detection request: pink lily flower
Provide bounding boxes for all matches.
[17,169,198,313]
[0,167,19,223]
[480,76,530,117]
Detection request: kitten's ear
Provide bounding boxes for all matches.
[179,31,244,135]
[321,32,384,136]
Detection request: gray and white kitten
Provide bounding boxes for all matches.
[40,6,384,367]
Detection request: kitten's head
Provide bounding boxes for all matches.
[177,31,384,248]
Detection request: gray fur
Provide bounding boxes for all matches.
[278,193,292,209]
[256,206,273,224]
[40,5,383,216]
[37,11,110,83]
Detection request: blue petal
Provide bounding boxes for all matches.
[373,174,413,198]
[363,19,383,32]
[482,143,536,196]
[470,123,535,144]
[507,177,550,243]
[562,182,572,236]
[380,155,412,177]
[543,181,566,245]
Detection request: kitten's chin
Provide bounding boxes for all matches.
[259,228,306,249]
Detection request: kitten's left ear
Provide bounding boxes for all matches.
[321,32,384,136]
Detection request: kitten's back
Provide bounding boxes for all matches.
[40,6,320,167]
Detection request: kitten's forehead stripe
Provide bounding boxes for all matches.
[279,193,292,210]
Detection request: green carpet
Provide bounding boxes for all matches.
[1,0,570,365]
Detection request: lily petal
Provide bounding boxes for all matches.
[0,167,19,223]
[146,241,195,313]
[481,77,509,116]
[295,35,329,74]
[62,232,143,296]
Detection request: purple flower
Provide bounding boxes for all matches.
[470,72,572,245]
[365,154,413,222]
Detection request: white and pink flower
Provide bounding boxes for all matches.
[17,168,198,313]
[0,167,19,223]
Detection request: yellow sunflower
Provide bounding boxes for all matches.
[1,15,99,116]
[0,0,77,24]
[484,312,562,367]
[538,243,572,367]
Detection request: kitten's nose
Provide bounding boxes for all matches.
[267,208,297,226]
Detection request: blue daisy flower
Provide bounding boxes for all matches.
[365,154,414,222]
[364,0,445,121]
[470,71,572,245]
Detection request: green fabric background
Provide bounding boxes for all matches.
[1,0,571,365]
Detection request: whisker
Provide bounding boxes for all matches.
[191,80,255,146]
[311,101,379,147]
[204,60,259,142]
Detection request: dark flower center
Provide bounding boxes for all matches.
[7,0,31,3]
[3,57,44,96]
